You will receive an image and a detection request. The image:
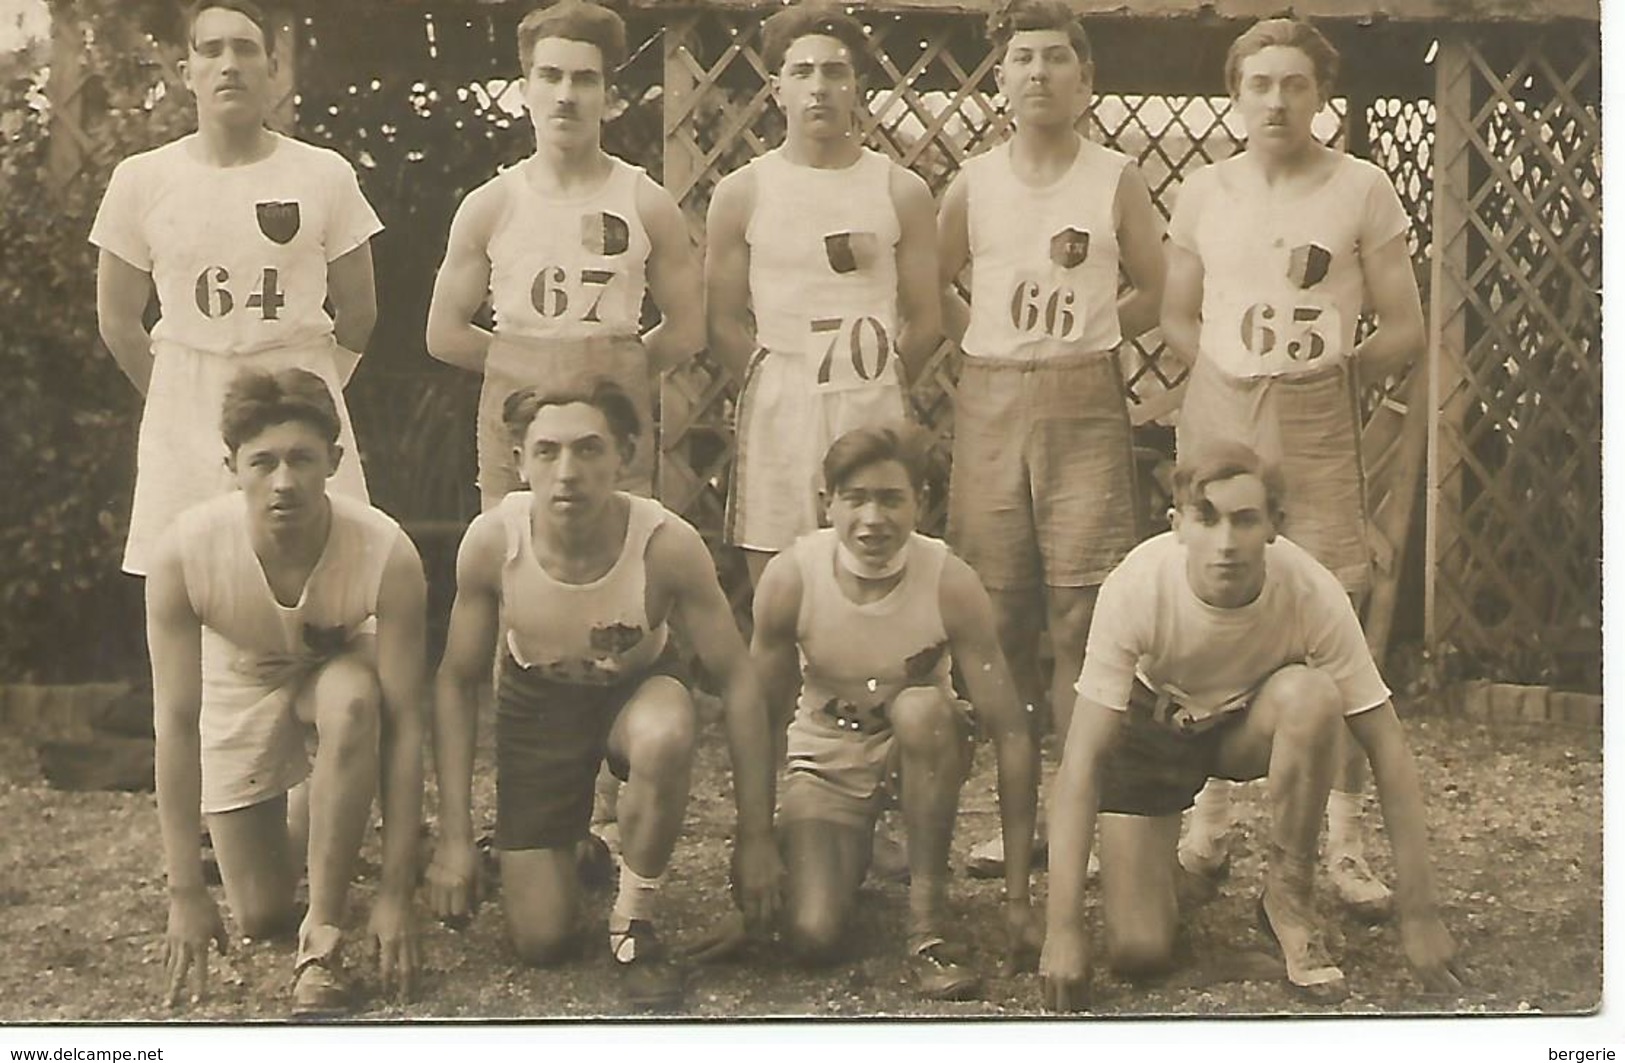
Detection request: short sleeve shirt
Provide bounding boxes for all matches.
[1167,153,1408,379]
[1075,532,1390,716]
[90,133,382,356]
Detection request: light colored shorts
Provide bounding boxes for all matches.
[1177,357,1370,592]
[126,338,368,576]
[726,347,909,553]
[198,638,374,815]
[477,332,654,510]
[779,688,974,831]
[947,351,1141,590]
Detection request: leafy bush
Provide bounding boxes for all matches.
[0,1,190,680]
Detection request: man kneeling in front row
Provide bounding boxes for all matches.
[694,425,1040,999]
[148,368,426,1017]
[1039,442,1462,1008]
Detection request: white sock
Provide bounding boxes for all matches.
[1326,790,1364,859]
[610,864,663,930]
[1189,779,1234,840]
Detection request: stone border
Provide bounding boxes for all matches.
[0,682,132,741]
[1443,680,1603,731]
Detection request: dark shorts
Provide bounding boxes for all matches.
[493,647,688,852]
[1097,679,1254,818]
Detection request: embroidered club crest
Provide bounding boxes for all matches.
[1287,243,1333,289]
[589,621,645,655]
[824,231,879,274]
[301,623,349,658]
[1050,227,1090,268]
[903,641,948,681]
[582,211,631,255]
[256,201,301,245]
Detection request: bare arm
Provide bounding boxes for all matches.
[935,173,973,347]
[1113,163,1168,343]
[372,532,428,900]
[1353,233,1425,384]
[368,530,428,997]
[96,250,156,395]
[1038,694,1122,1010]
[425,184,500,374]
[431,517,503,851]
[704,169,758,384]
[146,536,229,1005]
[1345,702,1463,990]
[891,167,944,384]
[638,179,706,373]
[327,241,377,370]
[1159,241,1204,373]
[939,556,1035,907]
[749,554,807,783]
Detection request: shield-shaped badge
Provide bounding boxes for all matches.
[1287,242,1332,288]
[1050,227,1090,269]
[582,211,631,256]
[824,231,879,274]
[256,200,301,245]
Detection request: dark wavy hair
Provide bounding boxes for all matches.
[1171,440,1287,525]
[186,0,275,58]
[502,379,641,460]
[1224,17,1340,96]
[985,0,1092,65]
[761,3,869,75]
[822,423,933,497]
[517,1,628,74]
[220,368,340,453]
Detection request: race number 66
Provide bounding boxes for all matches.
[1009,279,1085,343]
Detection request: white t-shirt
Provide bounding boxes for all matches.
[1167,153,1408,380]
[1075,532,1390,717]
[90,132,383,356]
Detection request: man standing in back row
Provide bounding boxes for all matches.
[707,2,942,588]
[936,0,1167,873]
[93,0,380,577]
[428,0,704,505]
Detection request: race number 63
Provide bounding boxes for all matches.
[809,316,892,391]
[1239,302,1338,364]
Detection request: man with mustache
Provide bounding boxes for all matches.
[706,3,942,589]
[427,0,704,505]
[1161,18,1427,919]
[92,0,379,579]
[936,0,1167,878]
[145,369,426,1018]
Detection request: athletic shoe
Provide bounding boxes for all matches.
[577,832,617,891]
[612,920,687,1011]
[870,811,910,884]
[1177,826,1233,882]
[964,832,1079,879]
[291,925,350,1019]
[1256,892,1348,1003]
[1326,851,1394,923]
[906,937,982,1001]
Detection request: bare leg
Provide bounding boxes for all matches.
[208,794,299,941]
[500,848,583,966]
[890,688,969,943]
[1043,585,1098,747]
[607,676,697,882]
[292,655,381,936]
[1098,812,1182,978]
[780,819,872,965]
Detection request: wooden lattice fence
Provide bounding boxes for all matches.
[41,4,1601,686]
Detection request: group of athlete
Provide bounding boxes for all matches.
[92,0,1465,1019]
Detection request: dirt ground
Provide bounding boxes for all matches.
[0,704,1601,1023]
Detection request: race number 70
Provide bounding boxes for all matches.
[810,316,892,390]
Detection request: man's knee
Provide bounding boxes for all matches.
[310,658,381,748]
[1106,922,1179,980]
[783,905,846,966]
[1046,586,1099,649]
[1266,666,1344,744]
[890,688,958,758]
[510,923,580,968]
[623,686,697,781]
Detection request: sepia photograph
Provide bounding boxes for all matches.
[0,0,1604,1040]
